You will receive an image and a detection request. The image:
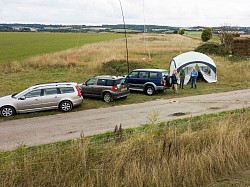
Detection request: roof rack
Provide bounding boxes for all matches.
[32,82,75,90]
[95,75,119,79]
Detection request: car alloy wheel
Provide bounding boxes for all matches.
[103,93,112,102]
[146,86,155,96]
[59,101,73,112]
[1,106,15,117]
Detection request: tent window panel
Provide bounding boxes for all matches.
[201,66,211,76]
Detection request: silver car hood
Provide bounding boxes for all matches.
[0,95,17,106]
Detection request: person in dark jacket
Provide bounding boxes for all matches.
[179,67,185,89]
[172,69,178,93]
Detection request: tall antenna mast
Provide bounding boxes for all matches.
[143,0,146,53]
[118,0,129,74]
[142,0,151,62]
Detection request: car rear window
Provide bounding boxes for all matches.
[106,80,114,86]
[60,87,75,94]
[114,78,125,86]
[162,71,169,77]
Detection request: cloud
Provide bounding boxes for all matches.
[0,0,249,26]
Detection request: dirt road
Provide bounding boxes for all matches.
[0,89,250,151]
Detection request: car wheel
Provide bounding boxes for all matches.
[145,86,155,96]
[59,101,73,112]
[0,106,16,117]
[103,93,113,102]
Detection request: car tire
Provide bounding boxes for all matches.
[103,93,113,103]
[59,101,73,112]
[165,75,172,87]
[145,86,155,96]
[0,106,16,117]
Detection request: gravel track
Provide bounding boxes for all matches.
[0,89,250,151]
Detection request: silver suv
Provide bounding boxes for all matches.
[0,82,83,117]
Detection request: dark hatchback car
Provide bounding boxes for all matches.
[125,69,171,95]
[78,75,129,102]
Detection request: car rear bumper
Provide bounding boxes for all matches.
[156,86,168,91]
[72,96,83,106]
[112,90,130,99]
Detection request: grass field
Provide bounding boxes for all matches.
[0,32,250,186]
[0,32,249,122]
[0,32,124,63]
[0,108,249,186]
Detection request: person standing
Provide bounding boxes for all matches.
[172,69,178,93]
[179,67,185,89]
[191,67,198,89]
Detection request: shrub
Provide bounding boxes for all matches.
[179,29,185,35]
[195,43,229,56]
[173,30,178,34]
[201,27,212,42]
[100,60,153,75]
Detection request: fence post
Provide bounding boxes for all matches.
[118,124,123,140]
[80,131,86,170]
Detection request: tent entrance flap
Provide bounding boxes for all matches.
[198,65,217,83]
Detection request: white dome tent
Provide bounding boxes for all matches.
[170,51,217,84]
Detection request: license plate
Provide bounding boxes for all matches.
[121,88,127,91]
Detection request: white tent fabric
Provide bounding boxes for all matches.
[170,51,217,84]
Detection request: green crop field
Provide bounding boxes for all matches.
[0,32,124,64]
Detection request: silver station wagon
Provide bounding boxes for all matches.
[0,82,83,117]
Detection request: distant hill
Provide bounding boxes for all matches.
[0,23,249,34]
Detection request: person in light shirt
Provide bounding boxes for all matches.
[190,67,198,89]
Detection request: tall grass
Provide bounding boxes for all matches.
[0,109,249,186]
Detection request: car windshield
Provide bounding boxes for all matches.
[14,88,31,98]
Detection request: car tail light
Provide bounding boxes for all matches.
[160,80,164,86]
[75,86,82,97]
[112,86,118,91]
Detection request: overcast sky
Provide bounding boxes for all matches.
[0,0,249,27]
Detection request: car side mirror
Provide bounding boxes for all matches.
[19,96,26,100]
